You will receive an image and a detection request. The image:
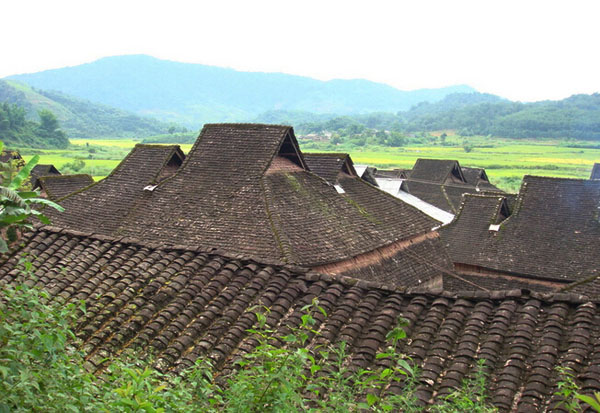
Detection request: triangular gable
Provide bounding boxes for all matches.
[275,129,307,170]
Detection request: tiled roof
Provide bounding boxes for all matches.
[2,227,600,412]
[303,153,357,184]
[592,163,600,180]
[374,169,411,179]
[401,180,475,214]
[46,124,446,287]
[410,159,464,183]
[400,160,504,214]
[47,144,185,235]
[38,174,94,200]
[31,164,61,188]
[442,176,600,286]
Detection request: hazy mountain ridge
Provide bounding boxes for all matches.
[0,79,171,139]
[6,55,476,127]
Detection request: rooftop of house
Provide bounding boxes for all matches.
[441,175,600,287]
[302,152,358,184]
[31,164,61,188]
[37,174,94,200]
[46,124,450,288]
[1,226,599,412]
[399,159,504,214]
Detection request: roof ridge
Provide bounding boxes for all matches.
[27,224,600,304]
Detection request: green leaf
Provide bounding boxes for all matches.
[27,197,65,212]
[9,155,39,189]
[366,393,378,406]
[576,393,600,412]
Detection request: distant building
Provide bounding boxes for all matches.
[30,164,61,188]
[441,176,600,292]
[37,174,95,200]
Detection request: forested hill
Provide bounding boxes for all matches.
[279,92,600,140]
[0,80,172,139]
[6,55,475,127]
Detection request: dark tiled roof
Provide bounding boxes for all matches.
[2,227,600,412]
[442,176,600,285]
[31,164,61,187]
[38,174,94,200]
[47,144,186,235]
[592,163,600,180]
[401,181,459,213]
[373,168,411,179]
[303,153,357,184]
[47,124,445,286]
[410,159,464,183]
[400,160,504,214]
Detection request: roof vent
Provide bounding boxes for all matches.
[144,185,157,192]
[489,224,501,231]
[334,185,345,194]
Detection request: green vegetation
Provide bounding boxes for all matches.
[0,80,173,139]
[268,92,600,142]
[0,268,500,412]
[8,134,596,193]
[0,141,64,251]
[0,103,68,148]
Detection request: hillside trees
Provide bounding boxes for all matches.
[0,103,68,148]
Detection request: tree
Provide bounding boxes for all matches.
[37,110,69,148]
[0,141,64,252]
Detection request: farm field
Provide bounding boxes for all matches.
[18,137,600,193]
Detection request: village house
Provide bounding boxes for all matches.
[2,124,600,411]
[30,164,61,188]
[441,175,600,292]
[1,225,599,411]
[45,124,454,290]
[400,159,504,214]
[36,173,95,200]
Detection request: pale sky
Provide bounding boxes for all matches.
[2,0,599,102]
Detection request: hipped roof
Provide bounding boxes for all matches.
[302,152,358,184]
[38,174,94,200]
[442,176,600,284]
[47,124,447,285]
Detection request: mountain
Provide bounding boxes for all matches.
[284,91,600,141]
[0,79,172,139]
[400,92,600,139]
[6,55,476,127]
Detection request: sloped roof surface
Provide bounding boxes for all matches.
[48,124,443,280]
[303,153,356,184]
[30,164,61,188]
[48,144,185,235]
[31,164,60,178]
[442,176,600,283]
[592,163,600,180]
[402,160,503,213]
[2,227,600,412]
[410,159,461,183]
[39,174,94,200]
[461,167,503,192]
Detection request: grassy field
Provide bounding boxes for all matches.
[17,136,600,193]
